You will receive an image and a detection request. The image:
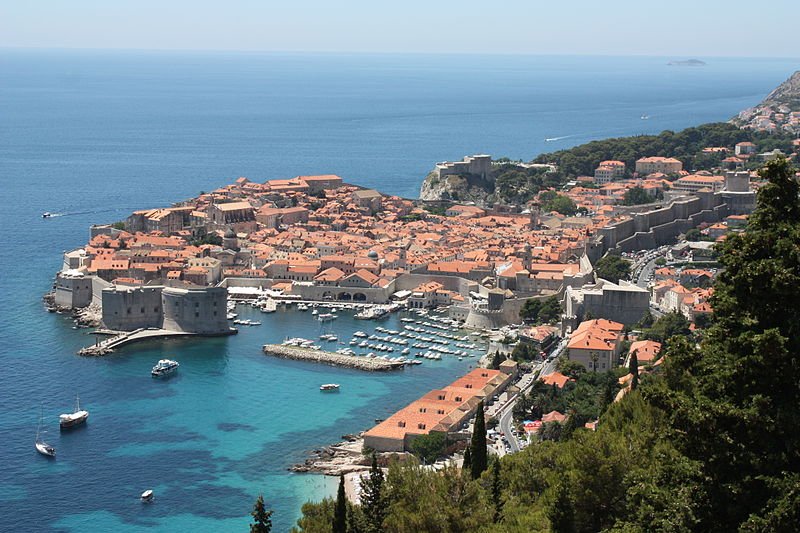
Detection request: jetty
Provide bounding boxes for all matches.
[262,344,405,371]
[77,328,235,356]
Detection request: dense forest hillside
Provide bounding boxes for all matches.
[289,158,800,532]
[419,122,796,204]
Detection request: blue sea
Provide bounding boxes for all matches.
[0,50,797,532]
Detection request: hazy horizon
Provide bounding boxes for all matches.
[2,0,798,58]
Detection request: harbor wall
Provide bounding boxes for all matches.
[101,285,231,334]
[101,286,163,330]
[162,286,230,334]
[262,344,404,371]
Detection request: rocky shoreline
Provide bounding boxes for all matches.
[290,435,372,476]
[43,292,102,327]
[290,434,413,476]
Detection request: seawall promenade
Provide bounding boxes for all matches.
[262,344,405,371]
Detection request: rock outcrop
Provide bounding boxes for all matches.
[419,169,495,205]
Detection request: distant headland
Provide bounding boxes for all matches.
[668,59,707,66]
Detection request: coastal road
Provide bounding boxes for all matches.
[495,337,568,454]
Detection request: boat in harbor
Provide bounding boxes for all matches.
[320,383,340,392]
[317,313,338,322]
[151,359,179,377]
[35,406,56,458]
[260,298,277,313]
[59,393,89,430]
[141,489,154,503]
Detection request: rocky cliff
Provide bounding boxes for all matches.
[762,70,800,108]
[418,170,496,205]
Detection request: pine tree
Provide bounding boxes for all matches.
[360,454,386,533]
[462,445,472,474]
[250,494,273,533]
[547,482,575,533]
[629,349,639,390]
[470,400,488,479]
[490,458,503,523]
[333,474,347,533]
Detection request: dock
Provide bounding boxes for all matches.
[262,344,406,371]
[77,328,235,356]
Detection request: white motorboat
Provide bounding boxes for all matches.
[318,313,338,322]
[141,489,154,502]
[59,393,89,430]
[151,359,179,377]
[320,383,340,391]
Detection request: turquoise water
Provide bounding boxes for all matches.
[1,50,798,531]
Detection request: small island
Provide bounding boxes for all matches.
[668,59,707,66]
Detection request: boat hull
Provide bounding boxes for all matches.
[59,411,89,429]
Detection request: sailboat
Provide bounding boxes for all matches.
[35,405,56,457]
[60,393,89,430]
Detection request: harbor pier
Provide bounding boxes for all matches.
[262,344,406,371]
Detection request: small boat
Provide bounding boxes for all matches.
[59,393,89,430]
[42,212,52,218]
[311,309,319,315]
[318,313,338,322]
[320,383,340,392]
[141,489,154,503]
[35,405,56,458]
[151,359,179,377]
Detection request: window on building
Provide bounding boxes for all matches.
[437,409,445,415]
[455,396,462,402]
[140,307,145,313]
[417,423,426,430]
[127,308,131,314]
[397,421,406,428]
[195,312,199,318]
[419,407,427,413]
[213,311,217,316]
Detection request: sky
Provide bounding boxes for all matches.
[1,0,798,57]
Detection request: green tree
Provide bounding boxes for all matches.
[409,432,446,464]
[333,475,347,533]
[462,445,472,475]
[643,311,690,344]
[360,454,387,533]
[540,191,578,216]
[622,186,653,206]
[629,350,639,391]
[594,254,631,283]
[470,401,488,479]
[490,458,503,523]
[490,351,504,369]
[547,482,575,533]
[250,494,273,533]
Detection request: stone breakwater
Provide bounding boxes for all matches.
[262,344,405,371]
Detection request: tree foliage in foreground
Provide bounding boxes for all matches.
[293,159,800,533]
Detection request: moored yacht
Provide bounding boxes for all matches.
[59,394,89,429]
[35,406,56,457]
[320,383,340,391]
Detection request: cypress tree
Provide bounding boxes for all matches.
[629,349,639,390]
[490,458,503,523]
[250,494,273,533]
[333,474,347,533]
[470,400,488,479]
[462,445,472,474]
[360,454,386,533]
